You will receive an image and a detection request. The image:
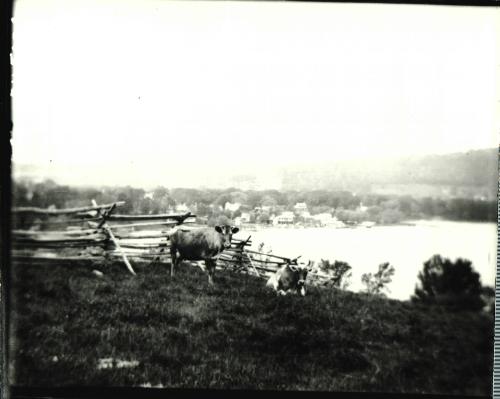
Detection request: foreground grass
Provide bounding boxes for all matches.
[10,260,493,394]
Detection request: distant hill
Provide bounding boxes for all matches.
[13,148,498,199]
[280,148,498,200]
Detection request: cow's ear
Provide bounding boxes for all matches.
[215,225,223,233]
[231,227,239,234]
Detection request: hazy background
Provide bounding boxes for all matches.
[11,1,499,190]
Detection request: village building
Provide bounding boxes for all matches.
[313,213,345,227]
[273,211,295,225]
[300,210,311,219]
[294,202,308,213]
[225,202,241,212]
[240,212,251,223]
[174,203,190,213]
[357,202,369,212]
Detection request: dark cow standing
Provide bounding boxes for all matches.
[266,261,313,296]
[169,225,239,285]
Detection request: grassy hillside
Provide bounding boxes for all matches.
[10,260,493,395]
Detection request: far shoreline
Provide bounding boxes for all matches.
[235,218,496,232]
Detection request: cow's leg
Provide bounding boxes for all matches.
[169,247,176,278]
[276,280,287,296]
[205,258,216,285]
[170,248,181,278]
[173,254,184,278]
[271,277,279,291]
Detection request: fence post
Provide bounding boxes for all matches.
[92,199,136,276]
[239,236,260,277]
[245,250,260,277]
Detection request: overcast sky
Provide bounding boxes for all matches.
[11,0,499,188]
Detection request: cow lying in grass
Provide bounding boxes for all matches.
[169,225,239,285]
[266,260,313,296]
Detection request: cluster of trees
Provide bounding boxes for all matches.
[336,195,496,224]
[12,178,496,223]
[320,254,493,314]
[318,259,396,296]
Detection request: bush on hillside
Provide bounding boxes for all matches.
[411,255,485,312]
[361,262,395,296]
[318,259,352,289]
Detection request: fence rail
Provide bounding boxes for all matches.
[12,201,337,284]
[12,202,126,215]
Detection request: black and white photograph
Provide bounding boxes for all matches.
[8,0,498,396]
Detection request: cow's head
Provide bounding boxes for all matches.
[215,225,239,249]
[289,260,313,296]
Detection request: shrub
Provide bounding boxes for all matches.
[254,243,274,264]
[318,259,352,289]
[361,262,395,296]
[411,255,485,311]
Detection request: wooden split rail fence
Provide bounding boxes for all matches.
[12,201,338,284]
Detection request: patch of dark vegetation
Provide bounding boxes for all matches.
[10,259,493,394]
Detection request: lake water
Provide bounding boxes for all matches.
[233,220,497,300]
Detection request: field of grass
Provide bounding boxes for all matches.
[10,259,493,395]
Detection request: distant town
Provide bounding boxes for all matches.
[187,200,376,229]
[13,177,495,231]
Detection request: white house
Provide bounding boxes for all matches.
[225,202,241,212]
[300,211,311,219]
[312,213,331,224]
[240,212,251,223]
[144,192,154,200]
[175,203,190,213]
[294,202,308,213]
[357,202,369,212]
[274,211,295,225]
[313,213,344,227]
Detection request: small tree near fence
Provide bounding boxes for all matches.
[361,262,395,296]
[256,243,273,263]
[318,259,352,289]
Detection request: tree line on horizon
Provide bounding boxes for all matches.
[12,178,496,225]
